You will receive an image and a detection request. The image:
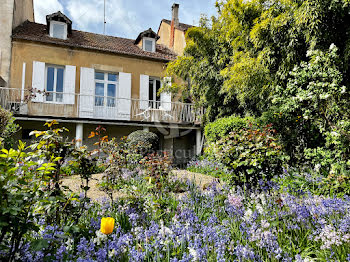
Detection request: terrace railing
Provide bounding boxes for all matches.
[0,87,203,124]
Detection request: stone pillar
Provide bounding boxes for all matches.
[75,123,83,147]
[196,128,202,156]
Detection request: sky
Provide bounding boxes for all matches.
[33,0,218,39]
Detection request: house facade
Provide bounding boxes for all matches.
[0,0,34,86]
[0,3,202,165]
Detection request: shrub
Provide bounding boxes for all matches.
[210,124,287,187]
[140,153,171,191]
[127,130,159,156]
[204,115,257,142]
[269,45,350,166]
[0,106,19,148]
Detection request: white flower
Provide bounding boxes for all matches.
[93,230,107,245]
[261,220,270,229]
[159,220,173,238]
[314,225,342,249]
[331,131,339,137]
[314,164,321,172]
[319,93,330,99]
[188,247,199,261]
[329,43,336,51]
[341,86,346,94]
[258,193,266,206]
[256,204,264,214]
[65,238,74,251]
[244,209,253,221]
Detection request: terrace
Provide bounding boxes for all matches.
[0,87,203,125]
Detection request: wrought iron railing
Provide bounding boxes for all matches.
[0,87,203,124]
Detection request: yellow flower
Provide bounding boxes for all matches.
[100,217,115,235]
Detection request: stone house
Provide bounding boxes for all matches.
[0,1,202,165]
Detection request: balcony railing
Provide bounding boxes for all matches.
[0,88,203,124]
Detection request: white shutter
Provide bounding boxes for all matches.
[161,77,172,111]
[64,65,76,104]
[31,61,45,102]
[118,72,131,120]
[139,74,149,109]
[79,67,95,118]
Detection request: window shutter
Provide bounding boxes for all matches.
[79,67,94,118]
[64,65,76,104]
[31,61,45,102]
[139,74,149,109]
[118,72,131,120]
[161,77,172,111]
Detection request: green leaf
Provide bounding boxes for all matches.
[30,239,49,251]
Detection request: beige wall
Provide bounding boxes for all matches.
[157,22,171,47]
[13,0,34,28]
[173,28,186,56]
[0,0,33,86]
[157,22,186,56]
[0,0,15,86]
[10,41,168,99]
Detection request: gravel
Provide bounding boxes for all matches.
[61,170,220,201]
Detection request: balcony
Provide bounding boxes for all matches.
[0,88,203,125]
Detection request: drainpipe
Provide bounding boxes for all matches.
[75,123,83,147]
[196,128,202,156]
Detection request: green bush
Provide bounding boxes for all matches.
[208,124,288,187]
[127,130,159,156]
[269,45,350,167]
[204,115,257,142]
[0,106,19,148]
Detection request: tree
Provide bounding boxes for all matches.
[166,0,350,120]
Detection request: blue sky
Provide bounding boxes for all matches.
[34,0,218,39]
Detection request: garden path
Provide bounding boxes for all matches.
[61,170,219,201]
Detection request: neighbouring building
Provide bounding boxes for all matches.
[157,4,193,55]
[0,3,202,165]
[0,0,34,86]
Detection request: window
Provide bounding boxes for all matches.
[149,77,161,108]
[45,65,64,102]
[95,71,118,107]
[50,21,67,40]
[143,37,155,52]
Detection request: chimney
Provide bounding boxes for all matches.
[170,3,179,49]
[172,3,179,27]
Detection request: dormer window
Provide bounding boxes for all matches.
[46,11,72,40]
[143,37,155,52]
[135,28,159,53]
[50,21,67,39]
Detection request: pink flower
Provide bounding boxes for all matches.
[228,194,243,208]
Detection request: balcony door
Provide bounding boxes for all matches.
[94,71,118,119]
[149,77,161,109]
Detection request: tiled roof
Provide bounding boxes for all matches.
[12,21,177,62]
[161,19,193,32]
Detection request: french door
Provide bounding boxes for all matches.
[94,71,118,119]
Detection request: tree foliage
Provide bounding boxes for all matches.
[166,0,350,120]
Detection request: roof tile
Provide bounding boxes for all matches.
[161,19,193,32]
[12,21,177,62]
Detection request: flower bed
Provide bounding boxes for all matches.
[11,180,350,261]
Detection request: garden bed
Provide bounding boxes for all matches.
[61,170,218,201]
